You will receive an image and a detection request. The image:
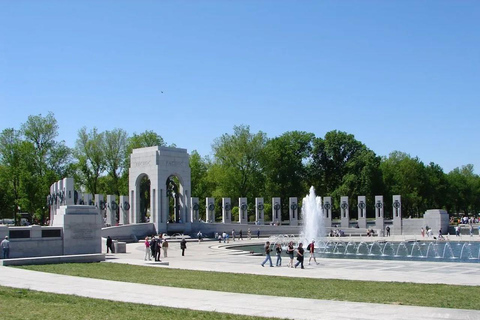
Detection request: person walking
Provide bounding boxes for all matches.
[239,229,243,240]
[180,238,187,256]
[162,238,169,257]
[247,228,251,240]
[257,229,260,239]
[386,226,391,237]
[106,236,114,253]
[232,229,236,241]
[261,241,273,267]
[308,240,319,265]
[144,237,151,261]
[295,243,305,269]
[1,236,10,259]
[286,241,295,268]
[275,243,282,267]
[155,236,162,261]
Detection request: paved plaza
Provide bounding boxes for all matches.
[1,236,480,319]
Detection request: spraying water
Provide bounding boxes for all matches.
[300,186,325,244]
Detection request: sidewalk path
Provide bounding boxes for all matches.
[1,266,478,320]
[1,238,480,319]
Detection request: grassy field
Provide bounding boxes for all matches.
[0,286,278,320]
[19,262,480,310]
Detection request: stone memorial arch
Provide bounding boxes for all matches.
[129,146,192,234]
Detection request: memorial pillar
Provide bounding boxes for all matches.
[119,195,129,225]
[95,194,105,224]
[190,197,199,222]
[393,195,402,235]
[206,197,215,223]
[375,195,384,232]
[272,197,281,225]
[239,198,248,224]
[357,196,367,228]
[340,196,349,228]
[222,198,232,223]
[323,196,332,228]
[255,197,264,225]
[289,197,298,226]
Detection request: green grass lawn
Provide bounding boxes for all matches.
[0,286,278,320]
[19,262,480,310]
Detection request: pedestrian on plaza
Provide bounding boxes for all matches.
[286,241,295,268]
[261,241,273,267]
[162,238,169,257]
[257,229,260,239]
[150,236,157,258]
[308,240,319,265]
[232,229,236,241]
[144,237,151,261]
[247,228,251,240]
[421,227,425,238]
[197,231,203,243]
[155,235,162,261]
[275,243,282,267]
[386,226,391,237]
[470,224,474,237]
[222,232,227,243]
[106,236,114,253]
[239,229,243,240]
[1,236,10,259]
[180,238,187,256]
[294,243,305,269]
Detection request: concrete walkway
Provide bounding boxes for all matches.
[1,237,480,319]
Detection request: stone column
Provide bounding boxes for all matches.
[340,196,349,228]
[190,197,199,222]
[239,198,248,224]
[222,198,232,223]
[289,197,298,226]
[106,195,117,226]
[63,178,75,205]
[375,195,384,232]
[323,196,332,228]
[95,194,105,224]
[119,195,129,225]
[357,196,367,228]
[393,195,402,235]
[84,194,93,206]
[255,197,264,225]
[272,197,281,225]
[206,197,215,223]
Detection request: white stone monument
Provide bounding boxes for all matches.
[206,197,215,223]
[239,198,248,224]
[119,195,129,225]
[289,197,298,226]
[323,196,332,228]
[222,198,232,223]
[272,197,281,225]
[357,196,367,228]
[340,196,349,228]
[375,195,384,232]
[255,198,264,225]
[392,195,402,235]
[190,197,199,222]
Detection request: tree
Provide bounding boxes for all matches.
[262,131,314,219]
[104,128,128,196]
[190,150,212,219]
[210,125,267,205]
[380,151,427,218]
[74,127,106,196]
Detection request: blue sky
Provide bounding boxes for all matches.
[1,1,479,173]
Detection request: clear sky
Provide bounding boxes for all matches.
[1,1,479,173]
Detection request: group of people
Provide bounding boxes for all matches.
[143,235,169,261]
[261,240,319,269]
[217,229,247,243]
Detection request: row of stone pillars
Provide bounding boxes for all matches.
[48,178,130,226]
[190,195,402,231]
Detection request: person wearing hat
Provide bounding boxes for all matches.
[1,236,10,259]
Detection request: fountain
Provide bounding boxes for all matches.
[299,186,325,245]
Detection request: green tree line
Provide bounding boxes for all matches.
[1,114,478,224]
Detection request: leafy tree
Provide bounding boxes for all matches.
[74,127,106,196]
[262,131,314,220]
[104,128,128,196]
[210,125,267,203]
[189,150,212,219]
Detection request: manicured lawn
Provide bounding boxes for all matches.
[0,286,277,320]
[19,263,480,310]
